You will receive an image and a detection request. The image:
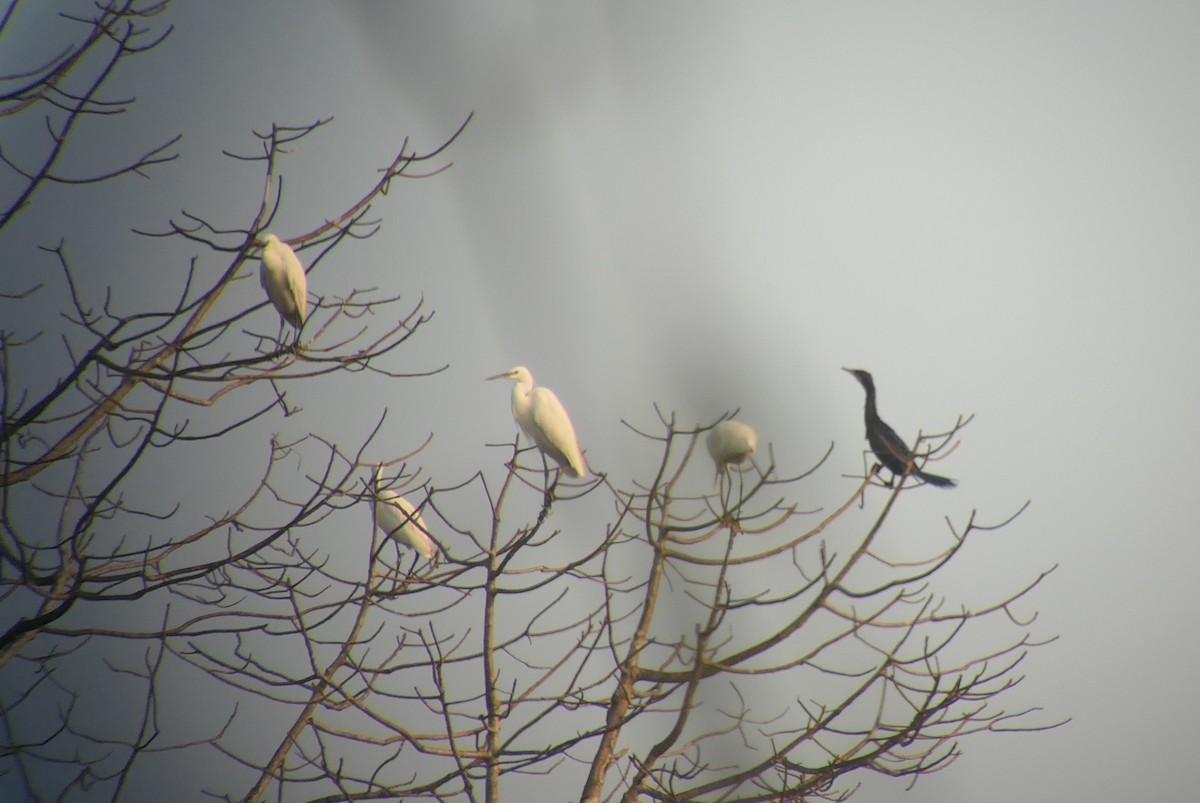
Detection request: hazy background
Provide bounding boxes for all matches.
[11,2,1200,800]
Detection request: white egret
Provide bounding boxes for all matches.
[486,366,587,478]
[258,233,307,331]
[373,465,437,563]
[707,420,758,478]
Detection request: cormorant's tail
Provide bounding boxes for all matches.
[915,470,956,488]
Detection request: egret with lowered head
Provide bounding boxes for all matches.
[487,366,587,478]
[258,233,307,333]
[373,465,437,566]
[706,420,758,480]
[843,368,956,488]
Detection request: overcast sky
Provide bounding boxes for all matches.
[11,2,1200,801]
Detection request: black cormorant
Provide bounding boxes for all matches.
[843,368,956,489]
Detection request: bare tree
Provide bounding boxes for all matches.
[0,3,1060,801]
[111,408,1050,802]
[0,2,468,796]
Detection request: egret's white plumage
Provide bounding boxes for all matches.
[373,466,437,561]
[487,366,587,477]
[258,233,307,331]
[707,420,758,476]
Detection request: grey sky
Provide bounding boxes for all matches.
[11,1,1200,800]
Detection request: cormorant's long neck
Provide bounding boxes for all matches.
[861,380,879,423]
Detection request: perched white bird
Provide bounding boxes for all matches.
[373,466,437,562]
[487,365,587,477]
[258,233,307,331]
[706,420,758,477]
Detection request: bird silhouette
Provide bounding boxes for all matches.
[843,368,955,488]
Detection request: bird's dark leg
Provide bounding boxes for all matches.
[539,451,558,507]
[392,541,405,583]
[730,468,748,530]
[271,319,287,354]
[858,448,889,486]
[714,469,734,524]
[714,466,748,527]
